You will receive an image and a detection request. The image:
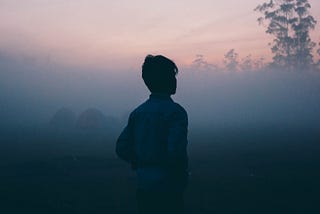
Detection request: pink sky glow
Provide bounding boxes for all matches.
[0,0,319,69]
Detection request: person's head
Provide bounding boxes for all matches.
[142,55,178,95]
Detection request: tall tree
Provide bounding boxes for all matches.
[292,0,317,70]
[255,0,317,71]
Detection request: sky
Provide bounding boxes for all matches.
[0,0,320,128]
[0,0,320,69]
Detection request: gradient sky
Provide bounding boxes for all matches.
[1,0,320,69]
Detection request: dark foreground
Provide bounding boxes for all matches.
[0,124,319,214]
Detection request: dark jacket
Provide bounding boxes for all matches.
[116,93,188,190]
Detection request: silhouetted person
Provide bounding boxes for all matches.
[116,55,189,214]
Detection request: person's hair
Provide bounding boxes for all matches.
[142,55,178,94]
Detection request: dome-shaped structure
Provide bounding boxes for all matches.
[50,108,76,128]
[76,108,108,130]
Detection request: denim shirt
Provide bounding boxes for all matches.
[116,93,188,190]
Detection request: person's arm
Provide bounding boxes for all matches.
[167,107,188,171]
[116,113,135,164]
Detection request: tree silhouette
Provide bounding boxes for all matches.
[253,57,266,71]
[240,55,254,72]
[255,0,317,71]
[192,54,218,71]
[292,0,317,70]
[224,49,239,72]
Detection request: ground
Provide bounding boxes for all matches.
[0,124,319,214]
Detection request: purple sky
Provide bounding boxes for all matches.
[1,0,319,69]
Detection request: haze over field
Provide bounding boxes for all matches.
[1,58,320,129]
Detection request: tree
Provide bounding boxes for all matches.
[255,0,317,71]
[253,57,266,71]
[239,55,266,72]
[240,55,254,71]
[292,0,317,70]
[191,54,218,71]
[224,49,239,71]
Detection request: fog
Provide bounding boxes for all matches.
[1,53,320,214]
[1,53,319,130]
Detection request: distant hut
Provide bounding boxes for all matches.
[50,107,76,129]
[76,108,108,130]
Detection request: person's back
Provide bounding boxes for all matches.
[116,55,189,214]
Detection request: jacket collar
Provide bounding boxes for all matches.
[149,93,172,100]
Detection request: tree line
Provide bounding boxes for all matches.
[192,0,320,72]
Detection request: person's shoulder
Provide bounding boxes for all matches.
[171,101,188,118]
[129,100,149,116]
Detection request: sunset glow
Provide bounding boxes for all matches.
[1,0,319,69]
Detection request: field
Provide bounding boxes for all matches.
[1,124,319,214]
